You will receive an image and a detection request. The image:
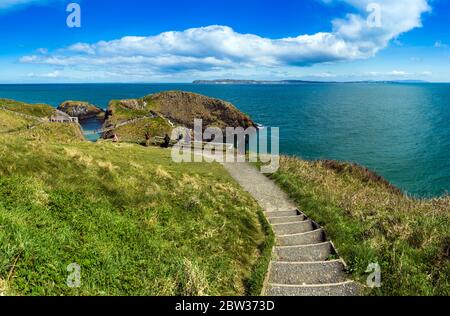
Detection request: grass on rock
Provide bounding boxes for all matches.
[112,117,173,144]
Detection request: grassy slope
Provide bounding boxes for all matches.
[0,111,36,133]
[104,99,172,142]
[0,106,273,296]
[0,99,56,118]
[106,99,154,125]
[112,117,173,144]
[269,157,450,296]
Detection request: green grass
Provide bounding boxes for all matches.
[106,99,157,125]
[0,105,272,296]
[18,122,86,143]
[112,117,173,144]
[110,107,148,123]
[268,157,450,296]
[0,111,36,133]
[0,99,56,118]
[245,210,275,296]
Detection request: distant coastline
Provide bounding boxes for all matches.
[193,79,429,85]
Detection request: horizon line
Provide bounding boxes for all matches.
[0,81,449,85]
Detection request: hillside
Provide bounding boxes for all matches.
[0,100,273,296]
[0,98,57,118]
[0,98,84,142]
[103,91,256,141]
[267,157,450,295]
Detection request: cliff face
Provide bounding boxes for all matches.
[58,101,104,120]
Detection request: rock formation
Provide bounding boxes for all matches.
[58,101,104,120]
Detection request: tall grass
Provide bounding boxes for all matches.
[270,156,450,296]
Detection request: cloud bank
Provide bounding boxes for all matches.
[20,0,431,78]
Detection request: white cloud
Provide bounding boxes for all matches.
[311,72,337,78]
[27,70,61,78]
[364,70,432,78]
[20,0,432,78]
[389,70,409,76]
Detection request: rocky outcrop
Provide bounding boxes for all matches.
[143,91,256,130]
[58,101,104,120]
[102,91,256,142]
[106,91,256,130]
[114,99,147,111]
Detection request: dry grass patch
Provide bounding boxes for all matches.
[155,165,173,180]
[0,278,7,296]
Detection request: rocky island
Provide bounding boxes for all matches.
[102,91,256,142]
[58,101,105,120]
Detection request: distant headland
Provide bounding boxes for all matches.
[193,79,429,85]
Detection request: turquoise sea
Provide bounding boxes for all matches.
[1,83,449,197]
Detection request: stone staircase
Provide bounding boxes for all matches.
[221,162,360,296]
[263,208,360,296]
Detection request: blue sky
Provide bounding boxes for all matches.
[0,0,449,83]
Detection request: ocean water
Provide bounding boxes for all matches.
[0,83,449,197]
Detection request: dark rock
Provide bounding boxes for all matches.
[58,101,105,120]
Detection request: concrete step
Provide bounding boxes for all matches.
[275,242,334,262]
[269,215,306,224]
[269,260,347,285]
[277,228,325,246]
[272,220,314,235]
[266,210,299,218]
[265,281,361,296]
